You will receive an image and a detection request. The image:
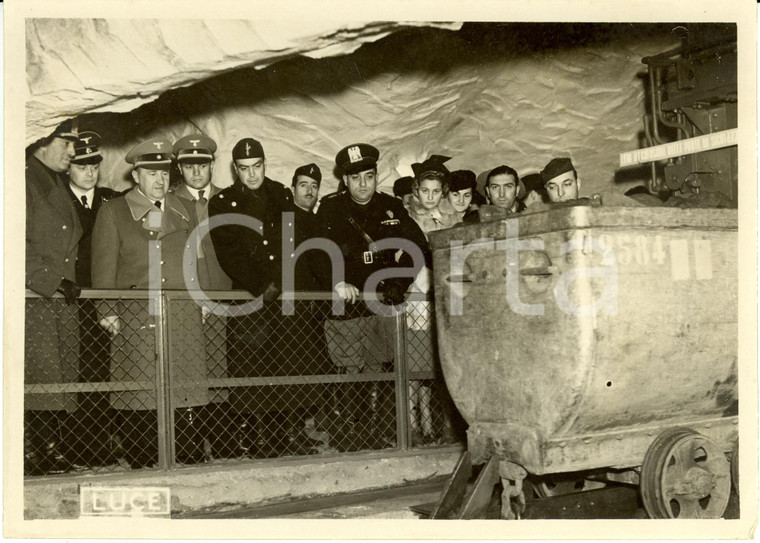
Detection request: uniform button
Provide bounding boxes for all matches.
[64,258,69,263]
[219,194,224,199]
[288,222,292,227]
[289,238,293,242]
[161,278,166,283]
[62,225,67,230]
[190,278,195,282]
[231,202,237,207]
[290,253,295,258]
[142,218,146,222]
[150,231,154,235]
[263,240,268,246]
[269,255,274,261]
[160,261,165,265]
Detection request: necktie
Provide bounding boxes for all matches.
[195,190,207,259]
[81,195,89,209]
[154,201,162,210]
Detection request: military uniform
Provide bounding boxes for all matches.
[25,133,84,475]
[64,131,121,466]
[91,138,210,467]
[207,138,294,456]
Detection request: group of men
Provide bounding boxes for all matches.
[25,120,431,474]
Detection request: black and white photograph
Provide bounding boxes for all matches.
[5,0,757,538]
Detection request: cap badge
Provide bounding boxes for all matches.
[85,147,92,154]
[348,146,362,163]
[245,142,251,156]
[192,150,198,155]
[190,139,200,147]
[153,142,164,150]
[309,166,315,175]
[81,136,92,145]
[157,154,162,159]
[387,210,394,219]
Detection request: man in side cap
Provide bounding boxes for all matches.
[92,137,211,468]
[25,119,83,475]
[63,131,121,469]
[541,157,580,203]
[208,137,294,458]
[317,143,428,450]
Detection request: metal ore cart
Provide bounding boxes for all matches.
[427,205,738,519]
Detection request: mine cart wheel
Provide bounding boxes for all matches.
[641,427,731,519]
[730,439,739,497]
[532,474,606,498]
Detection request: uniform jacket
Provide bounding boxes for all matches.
[208,177,293,296]
[91,187,207,410]
[316,190,429,294]
[173,183,233,291]
[26,156,83,296]
[286,205,333,292]
[25,156,83,411]
[65,184,122,287]
[91,188,199,290]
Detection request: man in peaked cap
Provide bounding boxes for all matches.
[172,134,232,460]
[25,119,83,475]
[316,142,428,450]
[541,157,580,203]
[208,137,294,458]
[92,136,211,468]
[63,131,122,468]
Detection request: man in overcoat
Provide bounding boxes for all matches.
[91,137,210,468]
[64,131,121,467]
[25,120,83,475]
[172,134,233,459]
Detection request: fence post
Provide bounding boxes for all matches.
[393,304,410,450]
[154,292,174,469]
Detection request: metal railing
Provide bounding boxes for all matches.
[24,289,465,477]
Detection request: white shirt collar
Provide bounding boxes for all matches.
[137,188,165,208]
[69,183,95,205]
[184,185,210,200]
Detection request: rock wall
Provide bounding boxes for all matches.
[29,21,684,196]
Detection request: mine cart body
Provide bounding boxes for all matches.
[429,205,738,476]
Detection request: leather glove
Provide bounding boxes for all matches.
[261,282,281,303]
[56,278,81,305]
[382,280,407,306]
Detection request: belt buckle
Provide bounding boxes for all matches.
[363,251,373,264]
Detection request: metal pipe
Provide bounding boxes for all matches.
[648,66,665,145]
[653,66,691,139]
[393,306,410,450]
[155,291,174,469]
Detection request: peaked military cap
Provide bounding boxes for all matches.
[174,134,217,163]
[50,119,79,141]
[292,163,321,185]
[232,138,265,161]
[71,131,103,165]
[335,143,379,175]
[449,170,477,193]
[125,137,173,168]
[393,176,414,197]
[541,157,576,184]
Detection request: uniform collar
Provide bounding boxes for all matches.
[125,187,189,222]
[177,183,213,201]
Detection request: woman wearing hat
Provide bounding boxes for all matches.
[446,169,480,223]
[403,155,459,444]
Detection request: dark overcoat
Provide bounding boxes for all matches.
[25,156,83,412]
[91,188,209,411]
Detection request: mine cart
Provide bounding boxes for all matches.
[428,205,738,519]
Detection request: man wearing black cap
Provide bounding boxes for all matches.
[25,119,83,475]
[316,143,428,449]
[208,137,294,457]
[541,157,581,203]
[64,131,121,468]
[92,137,211,468]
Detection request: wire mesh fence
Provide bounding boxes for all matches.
[24,290,464,477]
